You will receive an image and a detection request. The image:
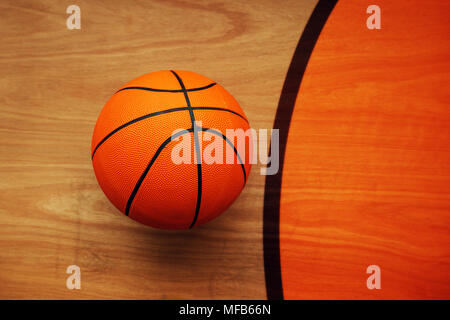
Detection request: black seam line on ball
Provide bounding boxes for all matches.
[200,128,247,183]
[116,82,217,94]
[91,107,189,159]
[170,70,202,229]
[192,107,248,123]
[124,126,246,221]
[91,107,248,160]
[125,128,194,217]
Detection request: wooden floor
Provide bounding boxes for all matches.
[279,0,450,299]
[0,0,317,299]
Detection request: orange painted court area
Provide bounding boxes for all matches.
[280,0,450,299]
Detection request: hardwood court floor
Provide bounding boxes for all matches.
[0,0,317,299]
[277,0,450,299]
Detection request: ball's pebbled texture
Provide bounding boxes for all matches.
[91,70,252,229]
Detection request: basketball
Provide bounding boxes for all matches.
[91,70,252,229]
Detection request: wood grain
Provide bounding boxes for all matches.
[280,0,450,299]
[0,0,317,299]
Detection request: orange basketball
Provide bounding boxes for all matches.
[91,70,252,229]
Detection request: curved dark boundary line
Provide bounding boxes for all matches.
[116,82,216,94]
[91,106,248,159]
[200,127,247,183]
[263,0,338,300]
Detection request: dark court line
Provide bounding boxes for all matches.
[263,0,338,300]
